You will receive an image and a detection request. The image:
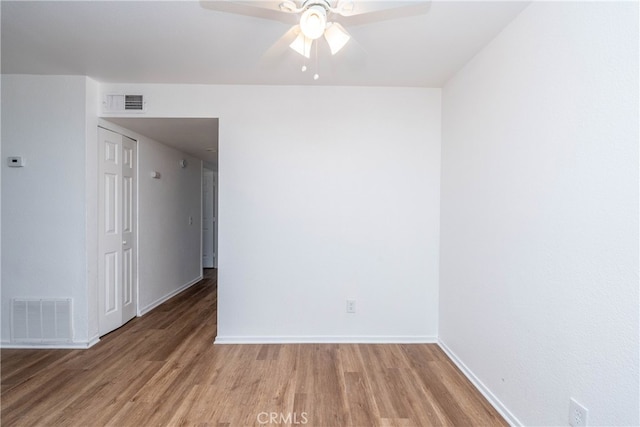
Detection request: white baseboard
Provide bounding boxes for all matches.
[138,274,203,316]
[214,335,438,344]
[0,337,100,349]
[87,335,100,348]
[438,339,522,427]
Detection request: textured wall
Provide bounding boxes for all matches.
[1,75,91,344]
[440,2,639,425]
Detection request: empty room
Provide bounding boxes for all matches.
[1,1,638,426]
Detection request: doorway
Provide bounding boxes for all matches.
[202,168,217,268]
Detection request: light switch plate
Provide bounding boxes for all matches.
[7,156,25,167]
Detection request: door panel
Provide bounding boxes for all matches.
[105,251,118,313]
[121,136,137,323]
[104,173,118,234]
[123,247,133,305]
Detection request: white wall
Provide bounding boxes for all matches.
[1,75,93,345]
[99,84,442,342]
[440,2,639,426]
[138,135,203,313]
[98,120,203,315]
[85,78,100,343]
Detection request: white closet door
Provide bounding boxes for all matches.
[98,127,137,336]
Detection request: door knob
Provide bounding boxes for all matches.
[123,241,127,245]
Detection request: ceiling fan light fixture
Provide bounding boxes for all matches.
[279,0,298,12]
[324,22,350,55]
[289,31,312,58]
[335,0,355,14]
[299,5,327,40]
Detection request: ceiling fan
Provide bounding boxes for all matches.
[201,0,431,80]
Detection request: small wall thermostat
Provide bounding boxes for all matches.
[8,156,25,167]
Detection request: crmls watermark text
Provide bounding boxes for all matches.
[257,412,309,425]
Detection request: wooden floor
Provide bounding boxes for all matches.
[1,270,506,426]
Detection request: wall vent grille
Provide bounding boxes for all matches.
[104,94,145,113]
[11,299,73,343]
[124,95,144,110]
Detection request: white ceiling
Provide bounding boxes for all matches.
[1,0,529,163]
[1,0,528,87]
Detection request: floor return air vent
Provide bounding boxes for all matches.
[11,298,73,343]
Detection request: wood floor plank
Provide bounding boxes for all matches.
[1,350,73,392]
[394,367,449,426]
[344,371,379,426]
[1,269,507,426]
[358,345,410,420]
[310,345,350,426]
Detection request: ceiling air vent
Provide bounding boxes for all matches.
[125,95,144,110]
[104,94,146,113]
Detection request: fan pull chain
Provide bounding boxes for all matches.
[300,42,309,73]
[313,41,319,81]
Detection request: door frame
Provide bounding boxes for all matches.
[202,167,216,268]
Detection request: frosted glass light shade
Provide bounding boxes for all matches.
[289,31,312,58]
[324,22,350,55]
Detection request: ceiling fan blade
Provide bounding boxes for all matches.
[199,1,298,24]
[334,0,431,26]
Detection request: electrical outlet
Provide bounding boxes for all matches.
[346,299,356,314]
[569,398,589,427]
